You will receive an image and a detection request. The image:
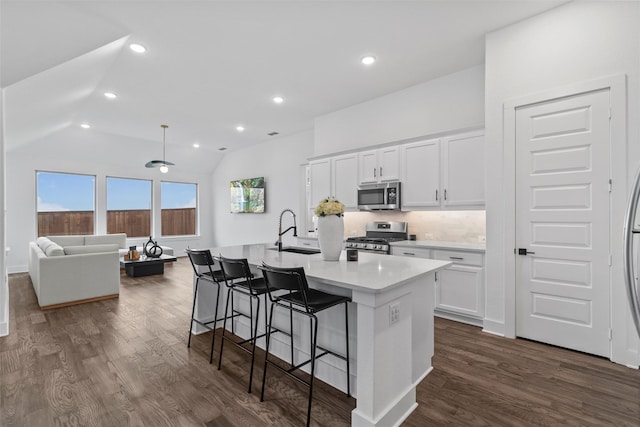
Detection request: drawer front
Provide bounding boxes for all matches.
[390,246,431,259]
[432,249,483,266]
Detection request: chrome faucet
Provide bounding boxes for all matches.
[276,209,297,251]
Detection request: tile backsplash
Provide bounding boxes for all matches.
[342,210,486,243]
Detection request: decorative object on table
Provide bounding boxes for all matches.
[143,236,164,258]
[347,249,358,262]
[314,197,345,261]
[128,245,140,261]
[145,124,175,173]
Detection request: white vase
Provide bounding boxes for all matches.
[317,215,344,261]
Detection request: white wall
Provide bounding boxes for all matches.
[6,141,215,273]
[211,130,314,248]
[1,88,8,336]
[485,1,640,365]
[314,65,484,156]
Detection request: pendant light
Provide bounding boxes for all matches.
[145,124,175,173]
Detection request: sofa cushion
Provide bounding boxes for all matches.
[36,237,55,252]
[64,244,119,255]
[85,234,127,249]
[48,235,85,247]
[44,242,65,257]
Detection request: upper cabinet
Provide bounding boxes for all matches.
[441,132,484,207]
[358,146,400,184]
[309,154,358,211]
[401,138,440,208]
[309,158,331,209]
[401,130,485,210]
[332,153,358,210]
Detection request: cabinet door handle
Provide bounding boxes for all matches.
[302,243,310,246]
[373,168,377,178]
[435,189,438,201]
[444,189,447,200]
[449,256,464,260]
[403,252,415,256]
[380,167,383,177]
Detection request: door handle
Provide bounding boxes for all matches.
[373,168,376,178]
[435,189,438,201]
[517,248,536,256]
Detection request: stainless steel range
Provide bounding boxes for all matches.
[345,221,408,254]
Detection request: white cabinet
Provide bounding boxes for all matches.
[432,249,484,326]
[389,246,431,258]
[309,159,331,209]
[442,132,485,207]
[332,154,358,210]
[401,139,440,208]
[400,130,485,209]
[392,244,485,327]
[358,146,399,184]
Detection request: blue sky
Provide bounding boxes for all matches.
[37,172,197,211]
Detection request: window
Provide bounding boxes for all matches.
[107,177,152,237]
[161,181,197,236]
[37,171,95,236]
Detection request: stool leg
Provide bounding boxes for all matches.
[307,314,319,427]
[209,282,221,364]
[248,293,260,393]
[187,279,200,348]
[289,299,294,366]
[261,302,276,402]
[218,287,233,370]
[345,302,351,397]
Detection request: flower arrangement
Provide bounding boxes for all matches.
[314,197,345,217]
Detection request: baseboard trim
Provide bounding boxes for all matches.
[8,265,28,274]
[40,294,119,310]
[482,319,506,337]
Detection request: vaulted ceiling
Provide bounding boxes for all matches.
[1,1,565,174]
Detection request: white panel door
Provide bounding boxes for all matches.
[332,154,358,209]
[401,139,440,208]
[515,89,611,357]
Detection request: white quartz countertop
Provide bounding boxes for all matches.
[208,243,450,294]
[390,240,486,252]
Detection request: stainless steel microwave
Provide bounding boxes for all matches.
[357,182,401,210]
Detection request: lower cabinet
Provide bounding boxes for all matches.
[391,246,485,327]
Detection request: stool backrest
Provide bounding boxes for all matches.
[218,256,251,281]
[259,263,311,309]
[185,249,218,279]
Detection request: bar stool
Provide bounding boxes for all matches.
[185,249,226,363]
[258,263,351,427]
[216,255,277,393]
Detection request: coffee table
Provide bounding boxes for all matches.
[120,254,177,277]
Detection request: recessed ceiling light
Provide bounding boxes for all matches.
[129,43,147,53]
[273,96,284,104]
[192,143,200,148]
[80,123,91,129]
[104,92,117,99]
[219,147,227,151]
[236,125,245,132]
[361,56,376,65]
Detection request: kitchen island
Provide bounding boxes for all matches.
[191,243,450,427]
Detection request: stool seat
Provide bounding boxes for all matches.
[231,276,268,294]
[277,289,350,313]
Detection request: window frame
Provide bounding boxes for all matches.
[160,180,199,237]
[35,170,97,237]
[106,175,153,238]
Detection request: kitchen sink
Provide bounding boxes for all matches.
[268,247,321,255]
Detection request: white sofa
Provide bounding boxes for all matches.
[28,234,126,309]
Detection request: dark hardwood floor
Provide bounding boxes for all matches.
[1,258,639,426]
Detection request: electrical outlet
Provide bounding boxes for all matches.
[389,303,400,325]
